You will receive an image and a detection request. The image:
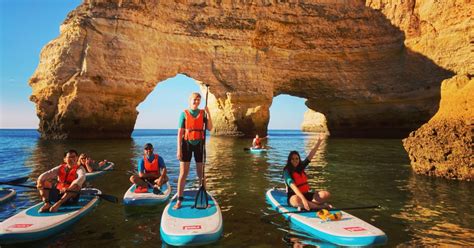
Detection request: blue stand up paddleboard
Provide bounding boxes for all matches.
[266,188,387,246]
[250,147,267,153]
[160,190,223,246]
[123,182,171,205]
[0,189,16,204]
[0,188,101,244]
[85,162,114,180]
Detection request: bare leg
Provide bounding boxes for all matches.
[50,184,81,212]
[289,194,329,210]
[174,162,190,209]
[38,181,52,213]
[155,174,169,187]
[312,190,331,207]
[129,175,147,187]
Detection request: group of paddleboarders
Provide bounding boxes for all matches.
[35,91,330,213]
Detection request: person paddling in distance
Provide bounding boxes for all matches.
[283,134,331,211]
[175,92,213,209]
[36,149,86,213]
[130,143,168,193]
[252,134,268,149]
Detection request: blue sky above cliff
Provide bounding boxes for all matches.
[0,0,307,129]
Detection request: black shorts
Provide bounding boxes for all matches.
[287,191,314,205]
[49,187,80,204]
[181,141,203,163]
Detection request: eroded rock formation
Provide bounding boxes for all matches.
[301,109,328,133]
[30,0,455,139]
[367,0,473,180]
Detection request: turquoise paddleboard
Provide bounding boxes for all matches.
[266,188,387,246]
[0,188,101,244]
[160,190,223,246]
[123,182,171,205]
[85,162,114,180]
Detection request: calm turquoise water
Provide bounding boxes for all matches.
[0,129,473,247]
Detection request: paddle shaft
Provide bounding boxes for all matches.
[202,85,209,185]
[0,176,29,184]
[264,205,380,218]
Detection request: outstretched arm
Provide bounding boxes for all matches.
[306,134,324,162]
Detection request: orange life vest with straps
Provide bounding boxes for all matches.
[184,109,205,141]
[144,154,161,176]
[291,170,310,193]
[56,164,79,191]
[254,138,261,146]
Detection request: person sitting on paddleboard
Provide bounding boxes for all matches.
[175,92,213,209]
[252,134,268,149]
[130,143,168,193]
[37,149,86,213]
[78,153,108,173]
[283,134,331,210]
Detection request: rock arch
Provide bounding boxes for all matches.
[29,0,456,139]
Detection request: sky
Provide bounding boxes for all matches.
[0,0,307,130]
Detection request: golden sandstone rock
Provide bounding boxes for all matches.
[29,0,472,179]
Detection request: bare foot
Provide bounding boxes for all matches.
[39,202,51,213]
[49,201,62,212]
[173,200,182,209]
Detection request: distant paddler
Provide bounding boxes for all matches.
[175,92,213,209]
[36,149,85,213]
[252,134,268,149]
[129,143,168,193]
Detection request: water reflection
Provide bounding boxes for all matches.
[393,173,474,246]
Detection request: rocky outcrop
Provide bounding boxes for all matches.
[366,0,473,180]
[403,76,473,180]
[30,0,459,139]
[301,110,329,133]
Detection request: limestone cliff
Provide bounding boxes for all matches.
[366,0,473,180]
[301,109,329,133]
[30,0,455,139]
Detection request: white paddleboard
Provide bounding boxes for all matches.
[123,182,171,205]
[0,188,101,244]
[160,189,223,246]
[266,188,387,246]
[85,162,114,180]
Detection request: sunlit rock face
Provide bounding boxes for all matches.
[30,0,458,140]
[367,0,473,180]
[301,110,328,133]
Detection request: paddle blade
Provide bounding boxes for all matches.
[194,186,209,209]
[98,193,119,203]
[0,176,29,184]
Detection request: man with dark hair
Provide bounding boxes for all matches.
[129,143,168,193]
[37,149,86,212]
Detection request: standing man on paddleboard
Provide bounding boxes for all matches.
[175,92,213,209]
[36,149,86,213]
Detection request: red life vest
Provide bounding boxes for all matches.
[291,170,310,193]
[57,164,79,191]
[254,138,261,146]
[184,109,205,141]
[144,154,161,176]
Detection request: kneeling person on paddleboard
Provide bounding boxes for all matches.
[130,143,168,193]
[37,149,86,213]
[283,134,331,211]
[252,134,268,149]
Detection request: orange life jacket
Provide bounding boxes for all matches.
[144,154,161,176]
[57,164,79,191]
[254,138,261,146]
[184,109,205,141]
[291,170,310,193]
